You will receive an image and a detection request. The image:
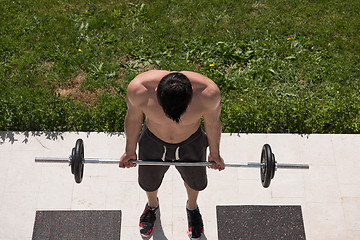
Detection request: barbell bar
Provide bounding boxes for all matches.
[35,139,309,188]
[35,158,309,168]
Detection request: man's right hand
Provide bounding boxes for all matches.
[119,152,137,168]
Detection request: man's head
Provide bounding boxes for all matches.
[156,72,193,123]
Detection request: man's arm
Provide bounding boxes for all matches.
[202,86,225,171]
[119,81,145,168]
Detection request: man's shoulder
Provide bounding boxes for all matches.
[126,70,168,105]
[127,78,146,96]
[127,70,163,90]
[199,85,221,107]
[132,70,170,83]
[181,71,219,89]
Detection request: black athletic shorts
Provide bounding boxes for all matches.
[138,123,208,192]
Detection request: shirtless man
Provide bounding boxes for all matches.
[119,70,225,239]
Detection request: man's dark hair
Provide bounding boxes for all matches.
[157,72,193,123]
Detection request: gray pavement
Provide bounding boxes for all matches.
[0,132,359,239]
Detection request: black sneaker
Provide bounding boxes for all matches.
[139,203,158,238]
[187,206,204,240]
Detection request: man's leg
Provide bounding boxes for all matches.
[146,190,159,207]
[184,181,204,239]
[184,182,199,209]
[139,189,159,238]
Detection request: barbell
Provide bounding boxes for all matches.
[35,138,309,188]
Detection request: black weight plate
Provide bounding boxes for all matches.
[261,144,272,188]
[74,139,84,184]
[260,147,265,186]
[270,153,276,179]
[71,147,75,174]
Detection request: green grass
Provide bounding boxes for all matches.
[1,0,359,133]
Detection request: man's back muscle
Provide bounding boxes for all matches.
[127,70,220,143]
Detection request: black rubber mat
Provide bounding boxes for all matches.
[32,210,121,240]
[216,205,306,240]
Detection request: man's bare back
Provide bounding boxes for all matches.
[120,69,224,171]
[126,70,221,143]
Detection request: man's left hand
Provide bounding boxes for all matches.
[208,154,225,171]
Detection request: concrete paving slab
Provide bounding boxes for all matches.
[0,151,10,205]
[303,202,347,240]
[5,151,42,194]
[0,192,38,240]
[304,164,342,203]
[271,171,305,198]
[332,134,360,165]
[1,131,360,240]
[71,177,109,210]
[266,134,301,163]
[342,197,360,231]
[299,134,336,166]
[347,230,360,239]
[37,165,74,210]
[235,179,273,205]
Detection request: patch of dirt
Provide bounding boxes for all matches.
[57,56,157,102]
[55,73,99,105]
[42,61,53,71]
[251,2,267,14]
